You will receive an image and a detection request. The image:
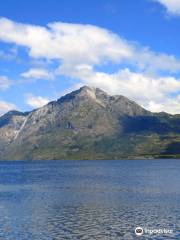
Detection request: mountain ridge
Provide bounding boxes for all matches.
[0,86,180,160]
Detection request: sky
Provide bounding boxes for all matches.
[0,0,180,115]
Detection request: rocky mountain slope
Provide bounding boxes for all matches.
[0,86,180,160]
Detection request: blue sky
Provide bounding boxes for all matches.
[0,0,180,115]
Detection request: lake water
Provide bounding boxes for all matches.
[0,160,179,240]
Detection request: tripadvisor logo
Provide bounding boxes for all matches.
[135,226,173,237]
[135,227,143,236]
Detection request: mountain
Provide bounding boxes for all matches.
[0,86,180,160]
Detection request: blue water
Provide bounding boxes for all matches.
[0,160,179,240]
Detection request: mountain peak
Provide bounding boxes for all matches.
[79,85,96,91]
[58,85,107,104]
[79,85,109,95]
[78,85,97,97]
[0,85,179,160]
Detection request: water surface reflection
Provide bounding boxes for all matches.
[0,160,179,239]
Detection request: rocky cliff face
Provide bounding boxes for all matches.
[0,111,28,151]
[0,86,179,160]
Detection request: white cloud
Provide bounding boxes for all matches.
[60,65,180,114]
[0,17,180,73]
[0,17,133,67]
[21,68,54,80]
[0,100,17,116]
[0,76,12,90]
[146,97,180,114]
[155,0,180,15]
[26,94,49,108]
[0,17,179,114]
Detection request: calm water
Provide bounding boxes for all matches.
[0,160,179,240]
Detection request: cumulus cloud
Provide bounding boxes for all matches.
[0,17,180,73]
[146,97,180,114]
[0,100,17,116]
[60,65,180,113]
[0,17,179,113]
[26,94,49,108]
[0,76,12,90]
[21,68,54,80]
[155,0,180,15]
[0,17,133,68]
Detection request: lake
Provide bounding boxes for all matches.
[0,160,179,239]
